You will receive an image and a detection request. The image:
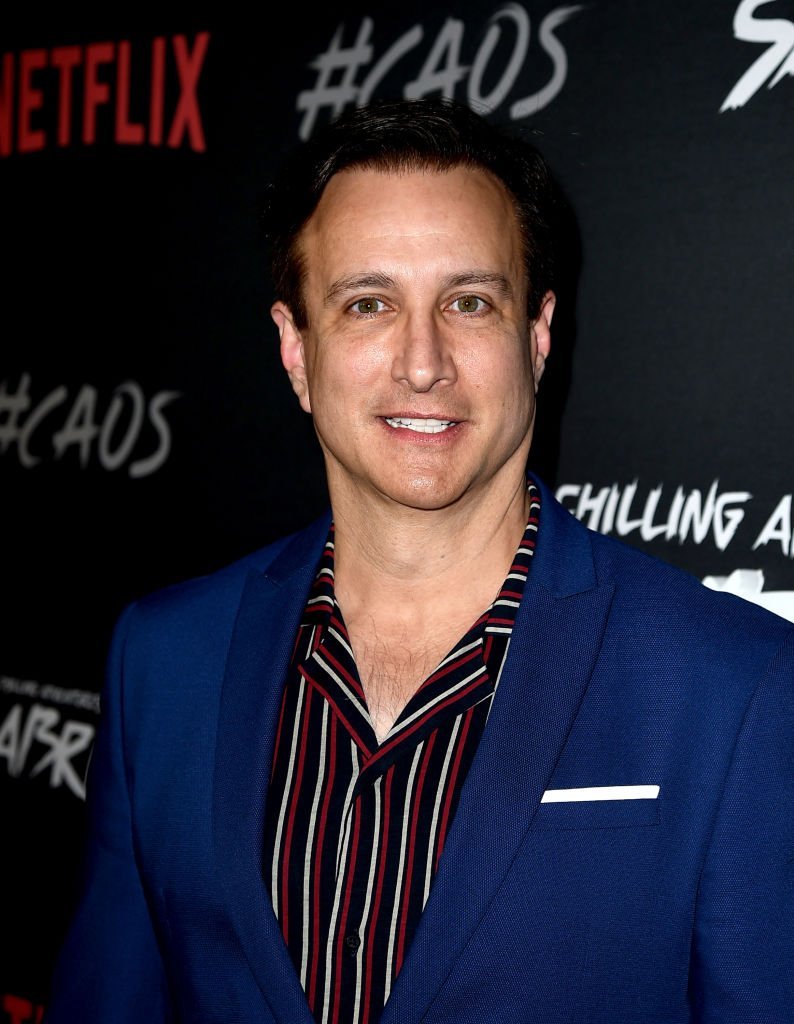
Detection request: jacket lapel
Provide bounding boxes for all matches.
[212,517,329,1024]
[381,483,615,1024]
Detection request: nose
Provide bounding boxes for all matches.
[390,313,457,392]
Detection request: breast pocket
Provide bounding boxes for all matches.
[532,797,660,830]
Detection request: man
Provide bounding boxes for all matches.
[48,100,793,1023]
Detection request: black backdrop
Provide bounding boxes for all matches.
[3,2,793,1014]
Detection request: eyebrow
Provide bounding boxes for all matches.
[324,274,397,305]
[324,270,514,305]
[443,271,514,298]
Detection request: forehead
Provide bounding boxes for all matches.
[298,165,525,292]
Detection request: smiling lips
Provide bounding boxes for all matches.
[384,417,458,434]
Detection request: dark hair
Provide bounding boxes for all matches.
[262,98,558,328]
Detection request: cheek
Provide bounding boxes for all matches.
[308,353,380,430]
[464,339,533,398]
[311,336,389,392]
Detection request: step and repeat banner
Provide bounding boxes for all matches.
[2,2,793,1014]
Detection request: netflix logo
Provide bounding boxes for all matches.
[0,31,210,157]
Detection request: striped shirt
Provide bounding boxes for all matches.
[262,483,541,1024]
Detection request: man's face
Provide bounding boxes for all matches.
[273,165,554,513]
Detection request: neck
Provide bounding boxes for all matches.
[330,474,531,625]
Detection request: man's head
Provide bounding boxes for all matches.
[265,99,558,514]
[263,98,558,330]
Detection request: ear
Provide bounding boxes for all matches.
[272,301,312,414]
[530,290,555,392]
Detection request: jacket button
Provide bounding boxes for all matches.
[345,932,361,955]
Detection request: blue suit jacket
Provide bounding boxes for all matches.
[47,478,794,1023]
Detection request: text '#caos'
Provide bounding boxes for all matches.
[297,4,583,140]
[0,372,180,478]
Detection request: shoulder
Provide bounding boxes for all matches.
[532,475,793,674]
[586,521,794,721]
[589,522,791,645]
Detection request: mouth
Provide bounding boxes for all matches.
[383,417,458,434]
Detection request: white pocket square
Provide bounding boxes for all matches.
[540,785,660,803]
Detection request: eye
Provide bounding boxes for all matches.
[450,294,487,314]
[350,297,386,316]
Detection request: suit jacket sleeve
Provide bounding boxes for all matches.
[45,604,173,1023]
[690,628,794,1022]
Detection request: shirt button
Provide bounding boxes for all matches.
[345,932,361,955]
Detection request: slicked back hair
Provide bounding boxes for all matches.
[262,99,558,329]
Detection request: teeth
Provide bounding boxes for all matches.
[385,417,456,434]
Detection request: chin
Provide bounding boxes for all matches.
[378,474,468,512]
